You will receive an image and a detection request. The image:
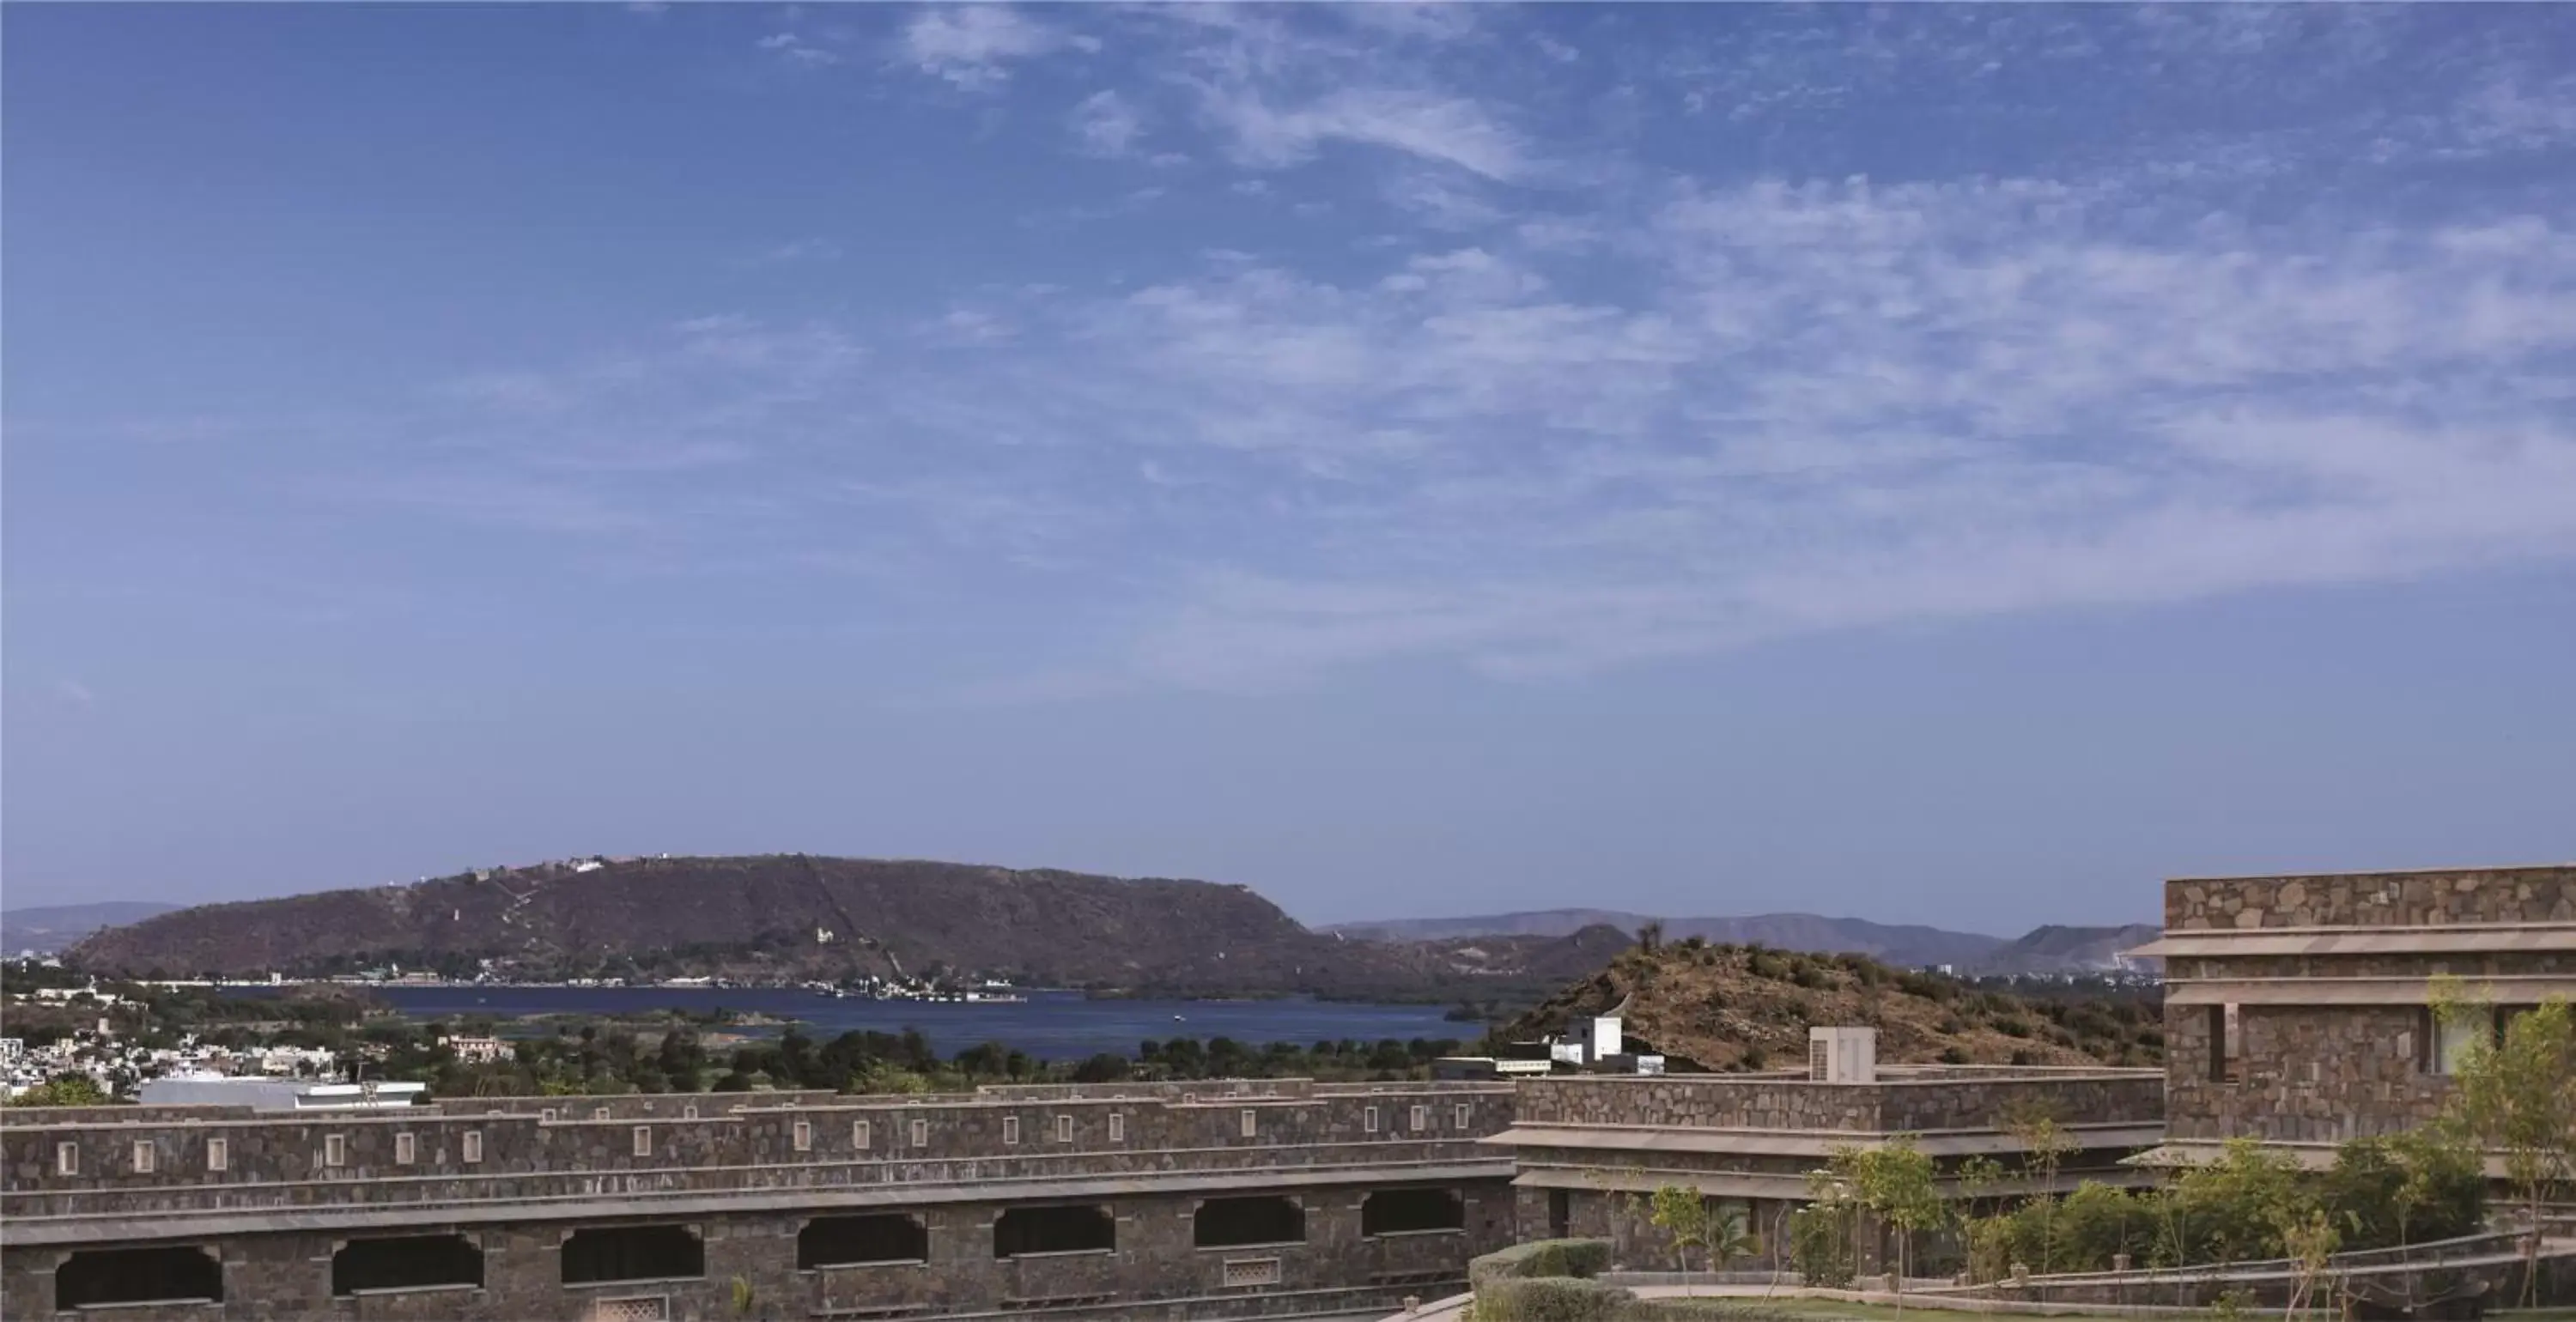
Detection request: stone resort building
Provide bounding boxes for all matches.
[2131,864,2576,1167]
[1481,1050,2166,1272]
[1,1079,1515,1320]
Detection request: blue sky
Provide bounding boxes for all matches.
[7,4,2574,931]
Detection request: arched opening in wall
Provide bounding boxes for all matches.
[1362,1188,1465,1237]
[562,1225,705,1284]
[331,1234,484,1295]
[799,1214,929,1268]
[1194,1196,1306,1247]
[993,1204,1115,1258]
[55,1246,224,1309]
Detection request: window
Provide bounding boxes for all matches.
[1194,1196,1305,1247]
[541,1108,558,1123]
[852,1119,870,1149]
[1455,1104,1472,1129]
[793,1119,812,1152]
[2205,1004,2241,1082]
[1003,1116,1020,1145]
[593,1107,611,1121]
[909,1118,927,1148]
[993,1205,1115,1258]
[1056,1114,1073,1143]
[1364,1106,1379,1134]
[2431,1008,2486,1076]
[561,1226,704,1284]
[1240,1109,1258,1138]
[462,1131,483,1164]
[331,1234,483,1295]
[1409,1105,1428,1131]
[56,1247,223,1308]
[1108,1113,1125,1143]
[131,1140,155,1174]
[797,1214,927,1269]
[57,1142,77,1175]
[633,1125,653,1157]
[683,1104,699,1119]
[325,1133,348,1167]
[394,1132,416,1165]
[1363,1188,1466,1237]
[206,1137,228,1173]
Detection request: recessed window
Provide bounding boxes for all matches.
[2207,1004,2243,1082]
[58,1142,78,1175]
[1364,1107,1379,1134]
[683,1104,699,1119]
[325,1133,347,1167]
[57,1246,222,1308]
[852,1119,870,1149]
[1194,1195,1306,1247]
[131,1140,155,1174]
[1409,1105,1428,1131]
[561,1225,704,1284]
[1003,1116,1021,1145]
[541,1108,557,1123]
[1108,1113,1126,1143]
[633,1125,653,1157]
[798,1214,928,1269]
[394,1132,416,1165]
[462,1131,483,1164]
[331,1234,483,1295]
[206,1137,228,1173]
[592,1107,610,1122]
[993,1205,1115,1258]
[793,1119,812,1152]
[909,1119,927,1148]
[1056,1114,1073,1143]
[1241,1109,1258,1138]
[1364,1188,1466,1237]
[1455,1104,1472,1129]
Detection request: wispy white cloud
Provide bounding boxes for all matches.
[1069,89,1145,157]
[902,5,1091,92]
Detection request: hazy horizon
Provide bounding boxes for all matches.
[7,6,2573,929]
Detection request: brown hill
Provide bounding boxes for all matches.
[68,856,1415,992]
[1501,937,2163,1070]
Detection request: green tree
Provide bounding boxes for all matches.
[2002,1100,2078,1275]
[2433,980,2574,1307]
[6,1074,109,1107]
[1846,1137,1947,1304]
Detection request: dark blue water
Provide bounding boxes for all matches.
[365,986,1464,1061]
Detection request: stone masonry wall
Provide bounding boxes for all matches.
[3,1082,1511,1222]
[1511,1073,2162,1135]
[0,1180,1516,1320]
[2166,1003,2454,1143]
[2165,867,2575,931]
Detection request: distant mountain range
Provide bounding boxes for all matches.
[2,901,179,955]
[37,864,2155,989]
[1323,909,2158,973]
[1324,908,2006,969]
[58,857,1626,1002]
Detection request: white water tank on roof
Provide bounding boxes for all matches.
[1809,1026,1876,1083]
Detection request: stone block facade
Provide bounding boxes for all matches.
[2145,864,2576,1161]
[2,1080,1515,1319]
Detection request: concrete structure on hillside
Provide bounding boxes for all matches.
[2130,864,2576,1167]
[2,1079,1514,1320]
[1480,1028,2165,1272]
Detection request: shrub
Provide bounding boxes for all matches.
[1476,1277,1635,1321]
[1471,1239,1613,1290]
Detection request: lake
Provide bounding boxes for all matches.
[366,986,1467,1061]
